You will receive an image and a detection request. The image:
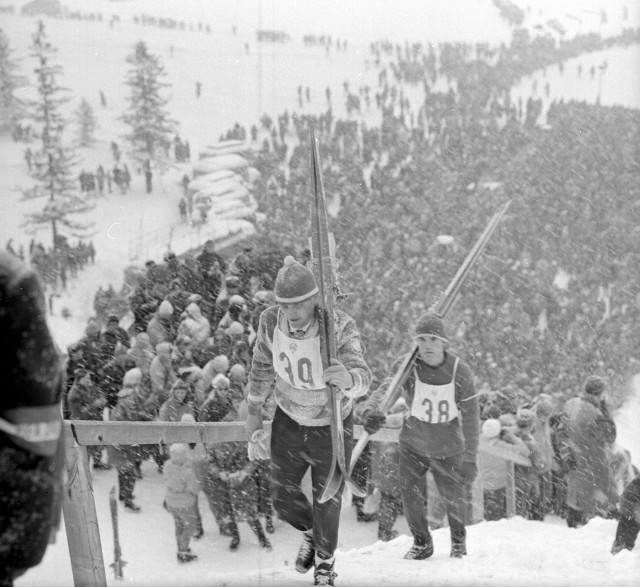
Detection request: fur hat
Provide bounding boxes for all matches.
[516,408,535,428]
[212,373,230,389]
[584,375,606,396]
[482,418,502,438]
[229,363,246,380]
[158,300,173,316]
[210,355,229,373]
[535,394,554,418]
[119,368,143,396]
[415,312,447,340]
[274,256,318,303]
[225,321,244,337]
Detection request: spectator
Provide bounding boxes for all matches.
[163,443,200,563]
[146,300,175,348]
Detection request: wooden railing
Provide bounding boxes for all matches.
[62,421,530,586]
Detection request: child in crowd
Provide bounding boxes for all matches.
[164,443,201,563]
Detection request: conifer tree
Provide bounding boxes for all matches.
[22,21,93,248]
[0,27,27,133]
[74,97,98,146]
[121,40,177,192]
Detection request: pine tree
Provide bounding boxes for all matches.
[121,40,177,192]
[22,21,93,248]
[0,27,27,133]
[74,97,98,146]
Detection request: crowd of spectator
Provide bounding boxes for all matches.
[57,18,640,560]
[6,237,96,292]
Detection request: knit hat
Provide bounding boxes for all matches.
[584,375,606,396]
[211,355,229,373]
[516,408,535,428]
[180,413,195,423]
[535,394,554,418]
[212,373,230,389]
[119,368,143,396]
[225,321,244,337]
[158,300,173,316]
[415,312,447,341]
[274,256,318,303]
[482,418,501,438]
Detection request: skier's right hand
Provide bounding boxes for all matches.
[364,410,387,435]
[245,411,263,440]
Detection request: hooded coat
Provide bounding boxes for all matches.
[177,303,210,347]
[556,392,617,516]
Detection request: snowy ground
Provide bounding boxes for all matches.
[15,457,640,587]
[3,1,640,585]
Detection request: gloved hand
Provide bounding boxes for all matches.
[460,461,478,484]
[322,359,354,391]
[248,429,271,461]
[364,410,387,435]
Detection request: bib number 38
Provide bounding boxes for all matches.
[420,398,451,423]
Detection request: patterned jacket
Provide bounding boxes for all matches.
[247,305,371,426]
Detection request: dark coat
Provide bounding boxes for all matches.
[557,393,617,516]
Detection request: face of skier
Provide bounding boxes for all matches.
[416,334,447,366]
[279,295,317,330]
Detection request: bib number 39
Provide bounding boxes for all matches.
[279,352,316,388]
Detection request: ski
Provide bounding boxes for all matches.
[109,485,126,580]
[309,127,366,504]
[349,200,512,474]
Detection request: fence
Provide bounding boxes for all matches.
[62,420,531,587]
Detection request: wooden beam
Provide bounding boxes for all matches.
[65,421,531,466]
[62,442,107,587]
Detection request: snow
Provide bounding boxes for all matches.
[2,0,640,585]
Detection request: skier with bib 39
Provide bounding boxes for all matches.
[245,255,371,586]
[363,312,479,560]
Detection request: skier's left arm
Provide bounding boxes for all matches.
[457,362,480,463]
[332,310,371,399]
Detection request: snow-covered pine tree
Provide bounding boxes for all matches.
[74,97,98,146]
[0,27,27,134]
[22,21,93,249]
[121,40,177,193]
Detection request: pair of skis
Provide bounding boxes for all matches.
[309,127,511,502]
[309,127,366,504]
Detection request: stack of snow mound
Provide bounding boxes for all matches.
[190,150,259,225]
[192,153,249,177]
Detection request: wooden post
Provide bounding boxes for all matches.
[471,453,484,523]
[62,439,107,587]
[505,460,516,518]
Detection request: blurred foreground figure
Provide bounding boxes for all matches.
[612,474,640,555]
[0,251,64,586]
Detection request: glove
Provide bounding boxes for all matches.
[364,411,387,435]
[460,461,478,484]
[248,429,271,461]
[228,470,248,487]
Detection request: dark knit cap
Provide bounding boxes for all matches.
[584,375,606,395]
[415,312,447,340]
[274,256,318,303]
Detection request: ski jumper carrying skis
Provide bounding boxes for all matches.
[358,201,511,560]
[245,129,371,586]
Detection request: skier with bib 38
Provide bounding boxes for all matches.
[245,255,371,586]
[363,312,479,560]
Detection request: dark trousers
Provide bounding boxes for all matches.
[378,491,403,534]
[484,488,507,521]
[270,407,353,559]
[399,446,466,546]
[118,467,136,502]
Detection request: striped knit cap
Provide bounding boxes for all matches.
[274,256,318,303]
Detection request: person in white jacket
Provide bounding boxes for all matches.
[164,443,201,563]
[479,418,530,521]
